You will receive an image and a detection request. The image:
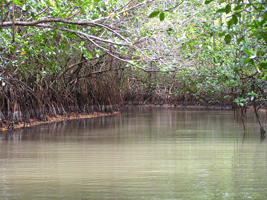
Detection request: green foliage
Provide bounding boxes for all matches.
[191,0,267,107]
[0,0,266,113]
[159,12,165,21]
[234,97,249,107]
[148,10,166,21]
[224,34,231,44]
[149,11,160,18]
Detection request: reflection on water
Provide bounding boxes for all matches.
[0,107,267,199]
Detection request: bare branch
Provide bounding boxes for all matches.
[92,0,154,23]
[27,6,51,21]
[33,24,151,72]
[1,18,132,45]
[35,24,130,47]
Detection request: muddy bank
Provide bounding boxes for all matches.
[0,104,121,132]
[0,111,121,132]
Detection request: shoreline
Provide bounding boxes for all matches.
[1,103,266,133]
[124,103,266,112]
[0,111,121,133]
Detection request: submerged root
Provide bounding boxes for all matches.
[254,105,266,137]
[261,127,266,138]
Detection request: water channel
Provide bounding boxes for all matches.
[0,106,267,199]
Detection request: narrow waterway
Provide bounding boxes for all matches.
[0,107,267,199]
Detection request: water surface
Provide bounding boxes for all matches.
[0,107,267,199]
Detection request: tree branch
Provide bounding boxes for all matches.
[1,18,132,45]
[35,24,130,47]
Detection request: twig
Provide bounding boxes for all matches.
[12,0,15,42]
[27,6,51,21]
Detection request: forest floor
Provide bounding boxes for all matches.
[0,111,121,132]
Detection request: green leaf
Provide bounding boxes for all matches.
[159,12,165,21]
[253,20,259,28]
[218,32,225,37]
[216,8,225,13]
[80,7,85,14]
[237,36,244,44]
[10,45,15,53]
[243,49,252,55]
[166,28,173,35]
[232,15,238,24]
[225,34,231,44]
[233,5,242,10]
[14,0,23,5]
[260,18,267,27]
[258,4,264,10]
[246,3,252,8]
[246,23,256,28]
[227,19,234,28]
[225,4,231,14]
[244,58,255,65]
[149,11,160,18]
[234,12,241,18]
[233,98,239,103]
[205,0,214,4]
[260,62,267,69]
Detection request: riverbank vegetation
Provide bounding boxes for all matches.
[0,0,266,135]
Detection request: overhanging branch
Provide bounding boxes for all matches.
[1,18,132,45]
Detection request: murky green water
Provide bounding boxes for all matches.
[1,107,267,199]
